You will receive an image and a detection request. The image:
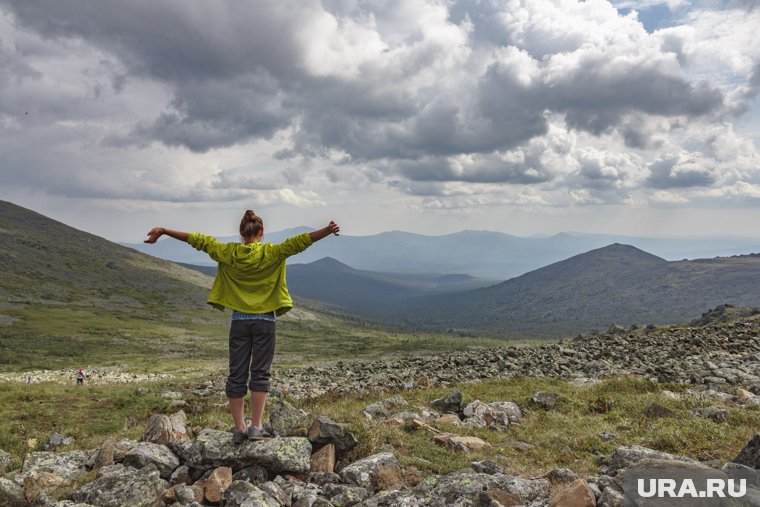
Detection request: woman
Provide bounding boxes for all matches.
[144,210,340,443]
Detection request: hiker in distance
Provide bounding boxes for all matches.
[144,211,340,443]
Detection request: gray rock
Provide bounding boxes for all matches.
[43,433,74,452]
[323,483,368,506]
[339,452,401,491]
[430,391,463,414]
[307,416,357,456]
[186,429,240,469]
[416,469,549,506]
[0,477,28,507]
[238,437,312,474]
[603,446,699,475]
[693,406,729,424]
[545,468,579,485]
[223,480,279,507]
[488,401,522,423]
[258,480,291,507]
[0,449,14,473]
[233,464,269,485]
[307,471,342,486]
[70,464,167,507]
[470,460,503,475]
[598,488,626,507]
[363,395,408,420]
[461,400,510,431]
[169,465,192,486]
[644,402,677,419]
[18,450,91,484]
[270,399,309,437]
[53,501,97,507]
[363,489,423,506]
[123,442,180,479]
[530,392,560,410]
[174,485,196,504]
[734,433,760,468]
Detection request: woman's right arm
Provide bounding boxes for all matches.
[144,227,189,243]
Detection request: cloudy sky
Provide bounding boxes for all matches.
[1,0,759,242]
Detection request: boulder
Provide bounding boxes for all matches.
[531,392,560,410]
[307,416,358,456]
[339,452,401,491]
[311,443,336,473]
[258,481,291,507]
[550,479,596,507]
[122,442,180,479]
[70,464,168,507]
[186,429,240,469]
[433,434,491,453]
[415,469,550,506]
[430,391,463,414]
[269,399,309,437]
[23,471,67,503]
[0,477,28,507]
[143,411,191,445]
[734,433,760,468]
[43,433,74,452]
[323,483,369,506]
[462,400,510,431]
[644,402,676,419]
[0,449,14,473]
[363,395,409,420]
[232,465,269,485]
[204,466,232,505]
[603,446,698,475]
[18,450,91,484]
[237,437,312,474]
[222,480,279,507]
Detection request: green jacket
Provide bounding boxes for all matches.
[187,232,313,316]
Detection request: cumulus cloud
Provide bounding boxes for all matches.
[0,0,758,214]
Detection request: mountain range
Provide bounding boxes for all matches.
[123,228,760,279]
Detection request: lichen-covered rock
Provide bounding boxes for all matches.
[363,489,423,507]
[430,391,463,414]
[258,481,291,507]
[603,446,698,475]
[0,477,28,507]
[123,442,180,479]
[186,429,240,469]
[18,450,91,484]
[143,411,191,445]
[232,465,269,485]
[238,437,312,474]
[363,395,408,420]
[415,469,550,506]
[323,483,368,507]
[461,400,510,431]
[269,399,309,437]
[308,416,357,456]
[70,464,168,507]
[734,433,760,468]
[0,449,14,473]
[339,452,401,491]
[174,484,196,504]
[222,480,279,507]
[43,434,74,452]
[23,471,67,503]
[530,392,560,410]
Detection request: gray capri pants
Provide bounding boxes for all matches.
[226,319,276,397]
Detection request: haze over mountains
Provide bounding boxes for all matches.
[124,228,760,279]
[3,199,760,346]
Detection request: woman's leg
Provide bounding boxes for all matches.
[227,321,254,431]
[248,320,276,428]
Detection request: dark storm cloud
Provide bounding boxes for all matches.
[646,156,716,189]
[0,0,735,194]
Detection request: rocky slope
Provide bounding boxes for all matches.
[267,308,760,401]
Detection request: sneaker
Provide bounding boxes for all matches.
[247,425,271,441]
[231,427,247,445]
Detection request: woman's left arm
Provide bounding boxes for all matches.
[144,227,189,243]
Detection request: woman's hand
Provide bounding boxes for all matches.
[326,220,340,236]
[144,227,165,244]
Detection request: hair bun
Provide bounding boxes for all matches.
[244,210,256,220]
